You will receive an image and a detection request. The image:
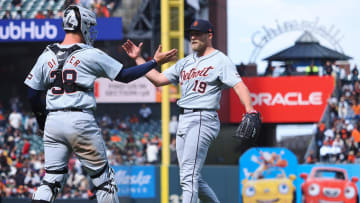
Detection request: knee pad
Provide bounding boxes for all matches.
[32,168,68,203]
[90,164,118,200]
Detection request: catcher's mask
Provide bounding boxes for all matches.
[62,5,97,45]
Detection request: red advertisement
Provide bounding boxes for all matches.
[229,76,335,123]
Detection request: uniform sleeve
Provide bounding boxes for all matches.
[24,52,49,90]
[91,48,123,80]
[163,60,183,85]
[219,56,242,87]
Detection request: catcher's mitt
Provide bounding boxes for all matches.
[234,110,262,147]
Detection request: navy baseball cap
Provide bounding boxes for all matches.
[187,19,214,34]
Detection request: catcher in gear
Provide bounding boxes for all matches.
[24,4,177,203]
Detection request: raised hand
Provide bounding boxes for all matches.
[122,40,143,60]
[153,45,178,65]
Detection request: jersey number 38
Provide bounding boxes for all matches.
[50,69,77,95]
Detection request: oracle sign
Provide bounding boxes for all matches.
[229,76,335,123]
[251,92,322,106]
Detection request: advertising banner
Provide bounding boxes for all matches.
[239,147,298,203]
[0,18,122,42]
[113,165,155,198]
[298,164,360,203]
[95,77,157,103]
[230,76,335,123]
[239,147,360,203]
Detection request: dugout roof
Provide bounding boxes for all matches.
[263,31,352,61]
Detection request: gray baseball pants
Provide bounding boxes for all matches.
[176,110,221,203]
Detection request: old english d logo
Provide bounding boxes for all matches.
[193,21,198,26]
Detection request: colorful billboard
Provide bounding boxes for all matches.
[0,18,122,42]
[113,166,156,198]
[230,76,335,123]
[239,147,360,203]
[239,148,298,203]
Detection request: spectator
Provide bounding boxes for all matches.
[134,150,145,165]
[333,134,345,150]
[125,134,136,151]
[319,140,332,162]
[24,113,37,134]
[351,66,360,84]
[351,123,360,144]
[139,104,152,122]
[11,0,21,8]
[29,151,42,172]
[146,140,159,164]
[169,115,178,139]
[6,136,15,152]
[8,109,22,130]
[347,151,356,163]
[353,99,360,120]
[129,114,139,124]
[353,81,360,98]
[105,0,121,13]
[13,10,22,19]
[96,2,110,17]
[264,63,274,76]
[46,10,54,18]
[324,127,335,140]
[117,119,130,132]
[282,63,293,76]
[305,63,319,76]
[79,0,94,8]
[66,168,86,190]
[35,11,46,19]
[110,134,121,143]
[24,170,40,187]
[323,61,333,76]
[236,63,247,77]
[0,151,11,175]
[338,96,349,120]
[22,138,31,157]
[3,10,12,19]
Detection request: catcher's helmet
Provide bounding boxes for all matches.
[62,5,97,45]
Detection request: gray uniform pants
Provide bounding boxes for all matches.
[32,110,118,203]
[176,110,221,203]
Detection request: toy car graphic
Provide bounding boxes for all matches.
[242,167,296,203]
[300,166,359,203]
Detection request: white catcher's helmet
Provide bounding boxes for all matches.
[62,5,97,45]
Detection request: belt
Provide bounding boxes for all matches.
[49,108,84,112]
[179,108,204,114]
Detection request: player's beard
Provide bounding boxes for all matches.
[191,39,207,53]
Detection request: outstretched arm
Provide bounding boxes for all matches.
[122,40,174,86]
[233,81,254,113]
[115,40,177,83]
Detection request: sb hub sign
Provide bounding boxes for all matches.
[0,18,122,42]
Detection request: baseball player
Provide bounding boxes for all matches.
[24,5,177,203]
[122,19,256,203]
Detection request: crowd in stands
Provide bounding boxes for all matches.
[1,0,121,19]
[305,61,360,164]
[0,97,178,198]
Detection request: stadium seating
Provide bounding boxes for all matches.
[0,0,65,19]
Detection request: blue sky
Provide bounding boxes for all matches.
[227,0,360,74]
